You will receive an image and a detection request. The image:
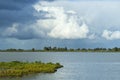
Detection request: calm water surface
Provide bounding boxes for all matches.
[0,52,120,80]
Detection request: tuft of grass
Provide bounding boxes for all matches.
[0,61,63,77]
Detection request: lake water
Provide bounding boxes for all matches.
[0,52,120,80]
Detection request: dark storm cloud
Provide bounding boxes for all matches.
[0,0,55,10]
[0,7,36,27]
[0,0,55,27]
[0,0,39,28]
[0,0,38,10]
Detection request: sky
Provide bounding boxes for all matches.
[0,0,120,49]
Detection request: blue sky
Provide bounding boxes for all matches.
[0,0,120,49]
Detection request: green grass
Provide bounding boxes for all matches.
[0,61,63,77]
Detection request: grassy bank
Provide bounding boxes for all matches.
[0,61,63,77]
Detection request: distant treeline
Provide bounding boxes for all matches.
[44,47,120,52]
[0,47,120,52]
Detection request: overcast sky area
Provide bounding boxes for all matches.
[0,0,120,49]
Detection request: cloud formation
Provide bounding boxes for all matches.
[0,0,120,41]
[102,30,120,40]
[2,2,92,40]
[33,3,90,39]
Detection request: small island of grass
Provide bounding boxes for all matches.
[0,61,63,77]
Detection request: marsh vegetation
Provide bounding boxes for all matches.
[0,61,63,77]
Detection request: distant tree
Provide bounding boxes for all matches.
[81,48,87,51]
[102,48,107,51]
[44,47,48,51]
[18,49,24,52]
[113,47,118,51]
[32,48,35,52]
[76,48,80,51]
[53,47,57,51]
[6,48,17,51]
[64,47,68,51]
[44,47,52,51]
[108,48,112,51]
[69,49,74,51]
[48,47,52,51]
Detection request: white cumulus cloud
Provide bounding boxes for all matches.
[33,2,90,39]
[102,30,120,40]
